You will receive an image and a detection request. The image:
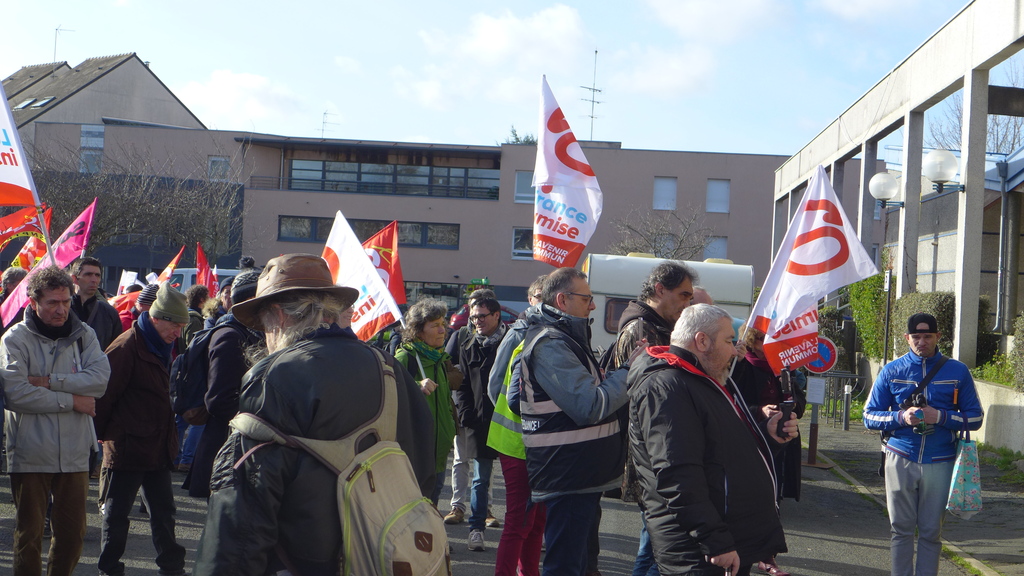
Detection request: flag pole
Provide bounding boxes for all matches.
[37,203,58,268]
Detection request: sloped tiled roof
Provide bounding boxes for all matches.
[4,53,138,127]
[3,62,73,100]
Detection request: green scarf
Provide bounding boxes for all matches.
[405,339,449,364]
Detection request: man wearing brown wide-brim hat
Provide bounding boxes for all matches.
[193,253,436,575]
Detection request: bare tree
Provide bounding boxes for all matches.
[928,59,1024,154]
[607,207,712,260]
[26,143,246,263]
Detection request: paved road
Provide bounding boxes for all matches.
[0,418,1009,575]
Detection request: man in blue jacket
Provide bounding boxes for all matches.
[864,312,984,576]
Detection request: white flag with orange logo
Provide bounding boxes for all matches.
[748,165,878,373]
[531,76,602,268]
[321,210,403,340]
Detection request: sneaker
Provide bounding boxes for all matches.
[444,507,465,524]
[468,529,485,551]
[486,508,501,528]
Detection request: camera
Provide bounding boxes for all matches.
[899,393,932,435]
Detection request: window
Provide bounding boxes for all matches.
[704,236,728,260]
[349,219,460,249]
[706,179,730,213]
[653,177,677,211]
[512,227,533,259]
[208,156,231,181]
[13,98,34,110]
[278,216,334,241]
[874,201,881,220]
[515,171,535,203]
[80,125,104,174]
[30,97,55,108]
[286,160,499,200]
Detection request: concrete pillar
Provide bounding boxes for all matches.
[954,68,988,367]
[830,161,845,201]
[858,141,878,251]
[897,110,923,296]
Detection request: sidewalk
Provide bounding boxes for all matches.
[809,416,1024,576]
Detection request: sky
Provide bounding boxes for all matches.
[5,0,980,156]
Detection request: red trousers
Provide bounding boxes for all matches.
[495,454,546,576]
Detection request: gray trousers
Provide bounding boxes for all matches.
[883,451,955,576]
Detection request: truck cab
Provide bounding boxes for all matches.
[582,253,755,353]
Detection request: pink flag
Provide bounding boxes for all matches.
[0,82,44,207]
[2,199,97,326]
[747,166,878,373]
[532,76,602,268]
[321,210,404,340]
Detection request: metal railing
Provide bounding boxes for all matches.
[248,176,499,200]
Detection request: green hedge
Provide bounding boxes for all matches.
[848,273,889,360]
[817,305,851,371]
[1011,314,1024,391]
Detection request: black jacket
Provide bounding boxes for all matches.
[183,314,264,498]
[611,300,672,370]
[448,325,504,459]
[72,293,123,351]
[628,345,787,573]
[194,328,435,576]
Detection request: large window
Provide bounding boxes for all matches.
[342,218,461,249]
[79,125,104,174]
[278,216,334,242]
[515,171,535,203]
[653,177,677,211]
[512,227,533,259]
[704,236,728,260]
[287,160,499,200]
[208,156,231,181]
[706,179,731,213]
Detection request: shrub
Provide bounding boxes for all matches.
[1011,314,1024,391]
[848,272,890,361]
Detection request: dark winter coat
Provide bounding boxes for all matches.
[449,325,504,460]
[193,327,435,576]
[628,345,787,573]
[611,300,673,370]
[95,321,179,471]
[184,314,263,498]
[72,293,123,351]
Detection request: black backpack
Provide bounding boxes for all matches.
[170,324,225,425]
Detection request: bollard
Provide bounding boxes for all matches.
[843,383,852,431]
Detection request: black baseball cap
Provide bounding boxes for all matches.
[907,313,938,334]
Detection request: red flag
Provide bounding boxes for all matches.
[109,291,140,313]
[362,221,406,305]
[0,205,51,252]
[2,199,97,326]
[196,243,216,292]
[11,236,47,270]
[157,246,186,284]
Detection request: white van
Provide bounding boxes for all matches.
[167,268,241,292]
[583,253,755,352]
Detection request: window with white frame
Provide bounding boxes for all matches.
[512,227,533,259]
[706,179,730,213]
[208,156,231,181]
[653,177,677,211]
[704,236,728,260]
[515,171,535,203]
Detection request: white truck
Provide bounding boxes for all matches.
[582,253,755,353]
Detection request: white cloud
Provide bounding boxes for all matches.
[610,45,717,98]
[175,69,306,133]
[334,55,361,75]
[392,5,591,111]
[643,0,781,43]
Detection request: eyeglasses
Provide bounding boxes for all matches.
[564,292,594,305]
[470,313,496,322]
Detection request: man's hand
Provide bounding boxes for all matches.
[760,404,778,420]
[709,551,740,575]
[28,376,50,389]
[902,406,940,426]
[419,378,438,396]
[767,410,798,443]
[72,395,96,417]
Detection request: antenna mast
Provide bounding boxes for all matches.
[580,50,602,140]
[53,25,75,76]
[320,110,340,138]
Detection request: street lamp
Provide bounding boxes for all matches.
[922,149,964,193]
[868,172,904,208]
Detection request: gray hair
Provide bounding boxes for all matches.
[2,267,27,290]
[670,303,732,349]
[256,290,350,350]
[639,261,698,302]
[541,267,587,306]
[402,297,448,342]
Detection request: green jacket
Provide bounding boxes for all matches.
[396,343,458,473]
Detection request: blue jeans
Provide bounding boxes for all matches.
[542,492,602,576]
[174,415,204,466]
[469,457,494,531]
[632,512,661,576]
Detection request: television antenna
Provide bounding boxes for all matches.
[53,25,75,75]
[320,110,340,138]
[580,50,602,140]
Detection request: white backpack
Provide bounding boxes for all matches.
[230,347,450,576]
